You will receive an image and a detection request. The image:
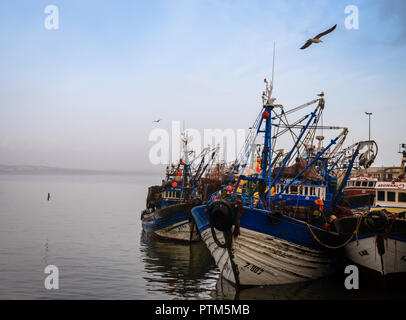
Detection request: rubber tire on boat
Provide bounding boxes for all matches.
[364,210,389,233]
[207,200,234,232]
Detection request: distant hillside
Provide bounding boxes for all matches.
[0,165,161,176]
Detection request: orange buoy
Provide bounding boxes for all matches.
[314,198,324,211]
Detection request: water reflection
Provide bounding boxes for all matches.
[211,276,345,300]
[210,271,405,300]
[139,231,405,300]
[139,231,219,299]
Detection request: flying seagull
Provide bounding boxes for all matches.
[300,24,337,50]
[152,119,162,123]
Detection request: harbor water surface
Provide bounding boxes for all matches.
[0,174,402,299]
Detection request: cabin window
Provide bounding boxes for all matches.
[304,187,308,195]
[377,191,385,201]
[290,186,298,194]
[399,192,406,203]
[355,181,361,187]
[368,182,374,187]
[387,191,396,202]
[362,182,368,187]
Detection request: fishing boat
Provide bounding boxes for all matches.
[141,134,219,242]
[334,145,406,282]
[342,177,377,209]
[192,79,369,286]
[339,142,379,209]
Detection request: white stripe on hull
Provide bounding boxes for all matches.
[345,237,406,275]
[147,221,200,242]
[201,227,334,286]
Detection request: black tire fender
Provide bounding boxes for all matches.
[364,210,389,233]
[207,200,234,232]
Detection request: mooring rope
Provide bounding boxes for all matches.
[305,212,364,249]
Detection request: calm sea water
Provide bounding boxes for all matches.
[0,174,403,300]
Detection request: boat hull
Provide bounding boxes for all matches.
[345,236,406,275]
[342,193,375,209]
[334,215,406,277]
[192,205,342,286]
[142,202,200,242]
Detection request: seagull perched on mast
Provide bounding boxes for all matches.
[300,24,337,50]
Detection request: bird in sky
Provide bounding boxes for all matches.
[152,119,162,123]
[300,24,337,50]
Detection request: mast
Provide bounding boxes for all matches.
[263,43,276,207]
[261,78,275,207]
[271,41,275,92]
[181,132,189,200]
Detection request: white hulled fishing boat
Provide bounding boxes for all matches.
[335,145,406,282]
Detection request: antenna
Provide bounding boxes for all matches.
[271,42,276,92]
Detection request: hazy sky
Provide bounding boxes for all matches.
[1,0,405,171]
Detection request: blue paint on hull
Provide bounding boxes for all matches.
[142,210,190,233]
[192,205,337,251]
[348,233,406,243]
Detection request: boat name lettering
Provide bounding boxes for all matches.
[358,250,369,256]
[376,183,405,189]
[243,262,264,275]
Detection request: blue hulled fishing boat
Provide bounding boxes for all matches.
[192,79,370,286]
[142,134,219,242]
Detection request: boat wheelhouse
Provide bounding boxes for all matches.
[373,181,406,214]
[274,181,327,200]
[346,177,377,190]
[342,176,377,208]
